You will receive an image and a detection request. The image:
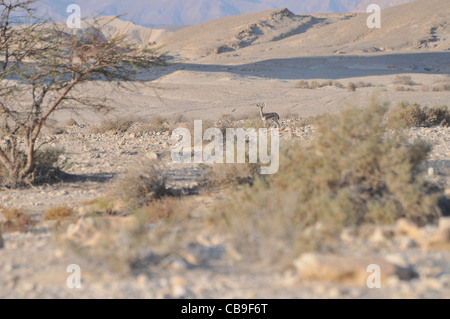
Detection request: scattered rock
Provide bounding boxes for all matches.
[423,217,450,250]
[293,252,417,285]
[146,151,159,160]
[66,218,101,248]
[66,216,139,248]
[0,228,4,249]
[395,218,423,241]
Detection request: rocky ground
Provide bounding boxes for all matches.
[0,120,449,299]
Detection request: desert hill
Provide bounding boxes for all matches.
[159,0,449,60]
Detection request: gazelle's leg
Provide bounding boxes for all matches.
[275,118,281,128]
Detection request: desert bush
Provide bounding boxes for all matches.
[137,196,184,224]
[0,208,34,232]
[320,80,333,87]
[394,86,414,92]
[332,81,345,89]
[347,82,356,91]
[210,100,441,263]
[356,81,374,88]
[142,116,169,132]
[110,158,168,208]
[294,80,310,89]
[432,83,450,92]
[309,81,320,89]
[393,75,416,86]
[200,162,260,190]
[0,147,64,187]
[386,101,450,128]
[90,117,135,134]
[63,119,78,127]
[44,206,75,221]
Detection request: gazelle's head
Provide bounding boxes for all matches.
[256,103,266,109]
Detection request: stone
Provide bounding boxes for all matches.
[423,221,450,250]
[293,252,417,285]
[395,218,424,241]
[146,151,159,160]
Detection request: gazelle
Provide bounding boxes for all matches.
[257,103,280,128]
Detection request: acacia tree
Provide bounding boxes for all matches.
[0,0,165,187]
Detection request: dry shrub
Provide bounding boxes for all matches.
[137,196,183,224]
[44,206,75,221]
[200,162,259,190]
[320,80,333,87]
[90,117,135,134]
[394,86,414,92]
[356,81,374,88]
[210,100,441,263]
[0,208,34,232]
[294,80,309,89]
[110,158,168,208]
[393,75,416,86]
[0,147,64,187]
[309,81,320,89]
[432,83,450,92]
[332,81,345,89]
[142,116,168,132]
[387,101,450,128]
[63,119,78,127]
[347,82,356,91]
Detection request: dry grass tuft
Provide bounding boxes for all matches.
[89,117,135,134]
[110,158,168,209]
[44,206,75,221]
[0,208,34,232]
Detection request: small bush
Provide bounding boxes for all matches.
[0,147,64,187]
[394,86,414,92]
[432,83,450,92]
[320,80,333,87]
[137,197,183,224]
[90,117,135,134]
[294,80,309,89]
[310,81,320,89]
[393,75,416,86]
[63,119,78,127]
[0,208,34,232]
[110,158,168,208]
[356,81,374,88]
[387,101,450,128]
[200,162,259,190]
[142,116,168,132]
[347,82,356,91]
[332,81,345,89]
[44,206,75,221]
